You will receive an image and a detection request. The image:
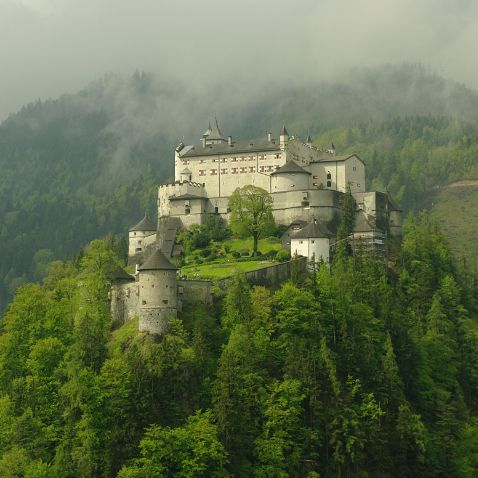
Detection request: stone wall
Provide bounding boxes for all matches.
[217,256,308,289]
[178,279,213,309]
[110,281,139,323]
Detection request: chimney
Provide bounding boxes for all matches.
[228,135,232,146]
[267,132,272,142]
[201,135,207,148]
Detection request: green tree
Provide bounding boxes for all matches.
[228,186,275,256]
[117,411,228,478]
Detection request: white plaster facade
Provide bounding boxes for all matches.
[291,237,330,263]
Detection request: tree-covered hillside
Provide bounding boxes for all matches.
[0,214,477,476]
[2,63,478,310]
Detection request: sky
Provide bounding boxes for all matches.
[1,0,478,120]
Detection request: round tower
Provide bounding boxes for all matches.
[137,249,178,335]
[270,160,311,192]
[128,215,156,265]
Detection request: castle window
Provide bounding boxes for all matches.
[259,166,264,172]
[199,159,205,164]
[274,154,280,159]
[212,158,219,162]
[151,284,154,288]
[210,169,218,175]
[231,157,237,162]
[221,158,227,163]
[240,167,246,173]
[199,170,206,176]
[300,241,303,244]
[134,232,136,236]
[214,207,219,214]
[353,166,356,171]
[185,207,190,215]
[327,181,332,187]
[249,166,256,173]
[313,175,318,179]
[231,167,238,174]
[162,299,169,305]
[327,172,332,179]
[311,240,315,244]
[227,207,231,213]
[142,300,146,305]
[135,247,142,253]
[138,240,142,245]
[221,168,228,174]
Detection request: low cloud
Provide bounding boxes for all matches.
[1,0,478,120]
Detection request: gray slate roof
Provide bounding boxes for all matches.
[206,118,225,140]
[138,249,178,271]
[280,125,289,136]
[292,221,332,239]
[129,215,156,232]
[311,154,364,164]
[271,160,311,176]
[180,136,281,158]
[111,268,135,282]
[169,193,206,200]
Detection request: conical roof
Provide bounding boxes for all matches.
[292,220,332,239]
[207,118,225,140]
[270,160,311,176]
[203,121,212,136]
[111,267,135,282]
[138,249,178,271]
[280,125,289,136]
[129,215,156,232]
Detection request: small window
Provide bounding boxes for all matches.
[135,247,142,253]
[300,241,303,244]
[214,207,219,214]
[327,181,332,187]
[185,207,191,215]
[142,300,146,305]
[227,207,231,213]
[311,240,315,244]
[353,166,356,171]
[151,284,154,288]
[162,299,169,305]
[327,172,332,180]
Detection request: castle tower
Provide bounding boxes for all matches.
[279,125,289,151]
[290,219,332,264]
[137,249,178,335]
[128,215,156,265]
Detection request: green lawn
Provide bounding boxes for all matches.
[223,237,282,255]
[180,259,274,280]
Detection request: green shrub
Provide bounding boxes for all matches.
[239,248,250,257]
[200,248,212,257]
[276,249,290,262]
[231,251,240,259]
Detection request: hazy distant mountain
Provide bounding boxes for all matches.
[1,63,478,309]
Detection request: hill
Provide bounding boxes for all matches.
[2,63,478,309]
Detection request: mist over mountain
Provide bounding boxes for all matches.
[1,62,478,309]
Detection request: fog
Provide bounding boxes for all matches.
[1,0,478,120]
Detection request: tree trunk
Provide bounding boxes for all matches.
[253,233,259,256]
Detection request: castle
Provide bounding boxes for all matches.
[111,120,401,334]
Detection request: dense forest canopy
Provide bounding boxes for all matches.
[0,214,477,476]
[2,64,478,310]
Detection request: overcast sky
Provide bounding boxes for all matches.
[1,0,478,120]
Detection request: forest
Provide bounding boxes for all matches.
[1,63,478,476]
[0,212,477,477]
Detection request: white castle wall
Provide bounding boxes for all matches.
[291,237,330,263]
[128,231,156,257]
